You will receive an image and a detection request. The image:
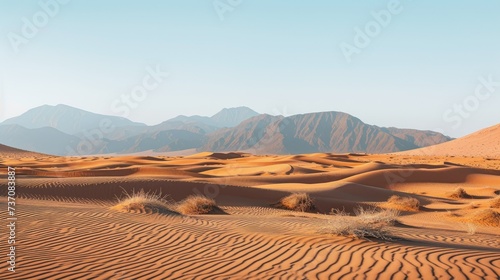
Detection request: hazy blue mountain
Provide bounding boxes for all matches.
[100,130,206,154]
[167,115,217,127]
[0,124,81,155]
[0,124,205,156]
[210,106,259,127]
[160,106,260,130]
[1,104,146,135]
[149,120,219,135]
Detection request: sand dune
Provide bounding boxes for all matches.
[400,123,500,158]
[0,143,48,158]
[1,152,499,279]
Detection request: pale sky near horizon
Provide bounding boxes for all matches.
[0,0,499,138]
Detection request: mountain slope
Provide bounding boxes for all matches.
[399,124,500,158]
[159,107,260,131]
[200,114,283,152]
[167,115,216,126]
[210,106,259,127]
[98,120,218,142]
[201,112,450,154]
[381,127,453,148]
[1,104,145,135]
[0,124,81,155]
[150,120,219,135]
[99,130,206,154]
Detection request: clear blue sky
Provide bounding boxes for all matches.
[0,0,499,137]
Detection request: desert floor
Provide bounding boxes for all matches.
[1,152,499,279]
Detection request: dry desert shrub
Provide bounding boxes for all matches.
[177,195,222,215]
[353,207,400,225]
[275,193,316,212]
[330,207,349,216]
[322,207,399,240]
[489,196,500,208]
[445,210,461,217]
[386,195,420,211]
[463,223,477,235]
[463,202,480,210]
[465,209,500,227]
[111,189,178,215]
[447,187,472,199]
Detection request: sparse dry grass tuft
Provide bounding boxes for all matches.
[463,203,480,210]
[111,189,178,215]
[177,195,222,215]
[322,207,399,240]
[463,223,477,235]
[489,196,500,208]
[447,187,472,199]
[445,210,461,217]
[275,193,316,212]
[353,207,400,225]
[330,208,349,216]
[386,195,420,211]
[465,209,500,227]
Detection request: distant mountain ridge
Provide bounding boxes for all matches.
[200,112,452,154]
[163,106,259,131]
[0,104,453,156]
[0,124,80,155]
[211,107,260,127]
[1,104,146,135]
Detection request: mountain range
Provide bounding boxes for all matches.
[0,104,453,156]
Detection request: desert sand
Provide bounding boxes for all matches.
[1,148,499,280]
[399,124,500,159]
[0,144,47,158]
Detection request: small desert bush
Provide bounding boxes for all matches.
[354,207,400,225]
[275,193,316,212]
[490,196,500,208]
[322,207,399,240]
[386,195,420,211]
[465,209,500,227]
[330,208,349,216]
[463,223,477,235]
[177,195,221,215]
[463,203,480,210]
[447,187,471,199]
[111,189,177,215]
[445,210,461,217]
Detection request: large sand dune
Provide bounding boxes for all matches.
[1,152,499,279]
[0,144,47,158]
[400,123,500,158]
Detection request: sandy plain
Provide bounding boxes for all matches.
[0,149,499,279]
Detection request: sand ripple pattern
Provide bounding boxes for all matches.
[2,202,499,280]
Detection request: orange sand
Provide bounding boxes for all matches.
[0,151,499,279]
